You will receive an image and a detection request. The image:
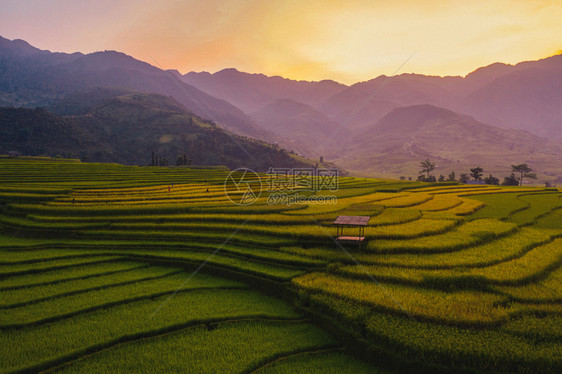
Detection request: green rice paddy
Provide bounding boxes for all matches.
[0,157,560,373]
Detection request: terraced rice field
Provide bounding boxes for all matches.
[0,157,561,373]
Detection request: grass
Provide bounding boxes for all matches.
[413,195,463,211]
[495,265,562,302]
[502,315,562,341]
[339,237,562,287]
[26,212,318,225]
[310,294,561,374]
[363,307,562,374]
[0,248,110,263]
[78,228,296,248]
[0,289,300,372]
[368,208,422,226]
[367,218,458,239]
[55,321,339,374]
[1,158,561,373]
[92,248,309,281]
[353,227,552,268]
[0,256,120,277]
[367,218,517,253]
[447,197,486,215]
[259,351,386,374]
[0,271,246,327]
[380,193,433,208]
[534,208,562,230]
[0,266,181,307]
[0,261,148,290]
[465,193,529,220]
[294,273,509,326]
[509,193,562,226]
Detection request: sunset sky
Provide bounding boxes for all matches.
[1,0,561,84]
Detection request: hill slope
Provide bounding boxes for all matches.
[336,104,562,180]
[0,36,264,139]
[183,68,346,113]
[250,99,341,155]
[0,92,316,171]
[317,55,562,142]
[2,36,561,178]
[318,74,462,134]
[183,54,562,145]
[462,55,562,140]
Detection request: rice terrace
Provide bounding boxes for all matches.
[0,157,560,373]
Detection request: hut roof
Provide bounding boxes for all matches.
[333,215,370,226]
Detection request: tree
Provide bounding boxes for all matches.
[484,174,500,185]
[151,151,155,166]
[459,173,470,183]
[399,176,406,180]
[447,171,456,182]
[419,159,435,179]
[502,173,519,186]
[438,174,445,182]
[417,174,435,182]
[470,166,484,181]
[511,164,537,186]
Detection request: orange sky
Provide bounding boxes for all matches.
[1,0,561,84]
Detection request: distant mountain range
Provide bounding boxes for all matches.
[1,36,561,181]
[182,53,562,182]
[339,104,562,181]
[184,56,562,144]
[183,68,345,113]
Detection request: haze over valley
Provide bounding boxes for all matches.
[1,35,561,182]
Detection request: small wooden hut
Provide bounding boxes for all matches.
[333,215,370,251]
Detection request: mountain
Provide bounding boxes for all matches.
[318,74,463,133]
[250,98,341,155]
[0,36,263,139]
[316,55,562,142]
[461,62,514,93]
[1,36,561,180]
[462,54,562,141]
[183,68,346,113]
[335,104,562,180]
[0,91,318,171]
[183,68,348,156]
[0,36,47,57]
[185,54,561,149]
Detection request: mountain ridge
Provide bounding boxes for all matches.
[183,67,347,112]
[337,104,562,181]
[0,35,266,141]
[1,35,560,181]
[0,91,321,171]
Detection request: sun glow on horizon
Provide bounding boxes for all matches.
[1,0,561,84]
